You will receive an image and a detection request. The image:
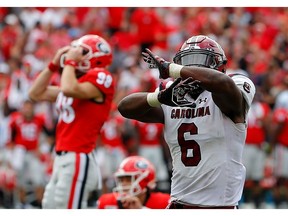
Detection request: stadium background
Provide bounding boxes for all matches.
[0,7,288,209]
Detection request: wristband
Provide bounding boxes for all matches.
[147,92,161,107]
[48,62,59,72]
[64,59,77,67]
[169,63,183,78]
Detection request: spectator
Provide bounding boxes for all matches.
[242,91,272,208]
[7,100,51,208]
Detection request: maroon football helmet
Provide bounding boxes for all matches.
[173,35,227,73]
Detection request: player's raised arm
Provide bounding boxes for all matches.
[118,77,197,123]
[28,46,70,102]
[142,35,255,123]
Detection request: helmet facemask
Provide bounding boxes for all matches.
[172,35,228,99]
[173,48,226,71]
[173,35,227,73]
[112,156,156,200]
[113,170,149,199]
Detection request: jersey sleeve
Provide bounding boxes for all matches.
[81,69,114,95]
[230,74,256,108]
[96,194,118,209]
[96,197,104,209]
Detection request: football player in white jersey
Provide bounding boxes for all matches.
[118,35,256,209]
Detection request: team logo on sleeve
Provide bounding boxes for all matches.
[243,82,251,93]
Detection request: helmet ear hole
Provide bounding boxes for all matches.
[82,48,89,55]
[96,61,103,66]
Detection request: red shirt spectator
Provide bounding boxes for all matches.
[133,121,164,147]
[272,108,288,147]
[246,101,271,146]
[100,110,126,151]
[130,8,161,46]
[9,110,46,151]
[97,192,170,209]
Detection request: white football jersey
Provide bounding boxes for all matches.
[162,74,255,206]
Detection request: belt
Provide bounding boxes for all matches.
[56,151,68,156]
[168,201,237,209]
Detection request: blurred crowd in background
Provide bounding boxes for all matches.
[0,7,288,209]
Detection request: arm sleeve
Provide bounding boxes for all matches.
[82,70,114,95]
[230,74,256,109]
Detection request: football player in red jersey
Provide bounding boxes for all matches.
[7,100,49,208]
[96,104,128,194]
[241,94,271,208]
[132,120,170,192]
[118,35,256,209]
[96,155,170,209]
[270,107,288,208]
[29,34,115,209]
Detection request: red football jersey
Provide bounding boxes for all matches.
[272,108,288,147]
[55,68,115,153]
[97,192,170,209]
[100,113,126,150]
[246,102,270,145]
[9,112,46,151]
[133,121,164,146]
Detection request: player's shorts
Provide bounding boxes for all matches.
[42,151,101,209]
[139,145,169,182]
[242,144,265,181]
[273,144,288,178]
[12,145,46,187]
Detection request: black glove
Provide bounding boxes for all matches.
[142,48,171,79]
[158,77,200,107]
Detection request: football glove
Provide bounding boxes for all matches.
[142,48,171,79]
[158,77,200,107]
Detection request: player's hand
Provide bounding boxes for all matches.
[51,46,70,66]
[158,77,200,107]
[120,196,143,209]
[65,46,86,62]
[142,48,171,79]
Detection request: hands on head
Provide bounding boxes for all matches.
[120,195,143,209]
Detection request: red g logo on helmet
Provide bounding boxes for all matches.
[173,35,227,73]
